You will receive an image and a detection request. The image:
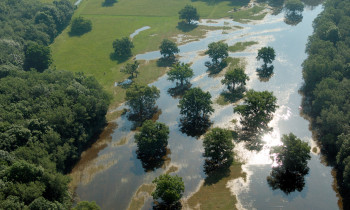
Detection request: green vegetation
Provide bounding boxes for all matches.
[234,90,278,150]
[267,133,311,194]
[228,41,258,52]
[70,16,93,36]
[221,68,249,92]
[178,5,200,24]
[203,128,234,173]
[159,39,180,59]
[24,42,52,72]
[152,174,184,207]
[112,37,134,60]
[73,201,101,210]
[167,62,194,86]
[126,84,160,123]
[135,120,169,159]
[121,60,139,78]
[301,0,350,206]
[257,46,276,67]
[206,41,229,65]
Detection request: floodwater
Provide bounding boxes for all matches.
[71,4,341,210]
[130,26,151,39]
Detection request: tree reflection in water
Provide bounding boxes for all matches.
[256,65,274,82]
[179,116,212,137]
[267,167,308,194]
[284,12,303,26]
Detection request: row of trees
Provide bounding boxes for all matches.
[301,0,350,206]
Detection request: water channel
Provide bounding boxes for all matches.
[71,4,341,209]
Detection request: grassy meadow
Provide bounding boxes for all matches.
[50,0,266,108]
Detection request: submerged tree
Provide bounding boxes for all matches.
[203,128,234,173]
[178,5,199,24]
[267,133,311,194]
[206,41,228,65]
[167,62,194,86]
[178,87,214,136]
[152,174,184,208]
[221,68,249,92]
[160,39,180,59]
[135,120,169,171]
[126,84,160,122]
[121,60,139,78]
[234,90,278,150]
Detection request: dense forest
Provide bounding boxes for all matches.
[0,0,110,209]
[301,0,350,207]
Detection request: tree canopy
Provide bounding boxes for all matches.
[113,37,134,58]
[23,42,52,72]
[126,84,160,122]
[267,133,311,194]
[121,60,139,78]
[206,41,228,65]
[178,5,200,24]
[257,46,276,66]
[135,120,169,159]
[221,68,249,92]
[159,39,180,59]
[70,16,92,36]
[203,128,234,171]
[167,62,194,86]
[152,174,185,206]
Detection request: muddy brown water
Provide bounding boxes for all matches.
[71,5,341,209]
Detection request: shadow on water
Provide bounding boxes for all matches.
[203,158,233,184]
[167,84,192,98]
[102,0,117,7]
[153,201,182,210]
[205,60,228,76]
[179,117,212,138]
[137,148,172,172]
[267,167,309,195]
[219,86,245,104]
[256,65,274,82]
[284,12,303,26]
[176,21,198,32]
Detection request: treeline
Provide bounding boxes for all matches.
[0,0,109,209]
[301,0,350,206]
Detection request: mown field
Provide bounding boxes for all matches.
[50,0,265,107]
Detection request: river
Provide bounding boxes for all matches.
[70,4,341,209]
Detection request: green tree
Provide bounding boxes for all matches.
[135,120,169,159]
[234,90,278,134]
[72,201,101,210]
[152,174,185,206]
[126,84,160,122]
[70,16,92,36]
[178,87,214,124]
[178,5,199,24]
[203,128,234,169]
[167,62,194,86]
[256,46,276,67]
[23,42,52,72]
[206,41,228,65]
[113,37,134,58]
[221,68,249,92]
[267,133,311,194]
[159,39,180,59]
[121,60,139,78]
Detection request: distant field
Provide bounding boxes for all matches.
[51,0,265,107]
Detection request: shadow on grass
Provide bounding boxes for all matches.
[167,84,191,98]
[176,21,198,32]
[179,116,212,138]
[110,52,131,64]
[102,0,117,6]
[256,65,274,82]
[157,57,177,67]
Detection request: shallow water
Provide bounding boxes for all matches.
[72,5,340,209]
[130,26,151,39]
